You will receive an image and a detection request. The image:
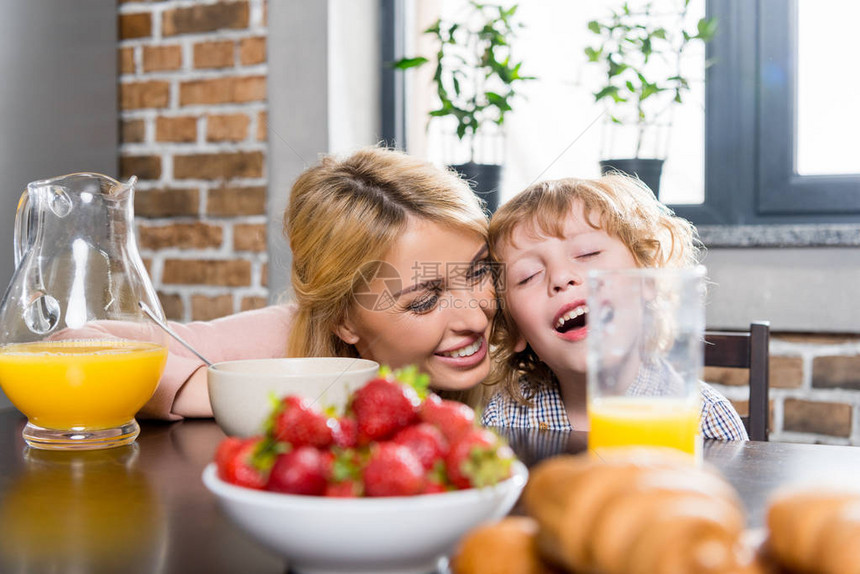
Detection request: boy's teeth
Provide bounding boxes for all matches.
[556,305,589,329]
[439,338,482,358]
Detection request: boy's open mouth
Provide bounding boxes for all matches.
[555,304,588,334]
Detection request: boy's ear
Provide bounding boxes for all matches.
[513,334,528,353]
[334,316,360,345]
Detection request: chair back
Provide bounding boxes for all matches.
[704,321,770,441]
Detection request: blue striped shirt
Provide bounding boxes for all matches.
[482,371,748,441]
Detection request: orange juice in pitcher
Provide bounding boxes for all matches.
[0,340,167,430]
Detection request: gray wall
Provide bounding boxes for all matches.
[704,247,860,333]
[0,0,117,410]
[266,0,381,300]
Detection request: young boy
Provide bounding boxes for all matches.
[482,175,747,440]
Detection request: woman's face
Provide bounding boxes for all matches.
[336,218,495,391]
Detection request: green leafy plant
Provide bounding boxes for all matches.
[394,1,534,163]
[584,1,718,157]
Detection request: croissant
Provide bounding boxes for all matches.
[523,448,760,574]
[766,490,860,574]
[451,516,554,574]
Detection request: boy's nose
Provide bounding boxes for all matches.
[550,267,581,294]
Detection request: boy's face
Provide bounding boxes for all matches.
[498,201,638,378]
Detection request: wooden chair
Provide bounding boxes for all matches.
[704,321,771,441]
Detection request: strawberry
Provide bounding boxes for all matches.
[323,447,365,497]
[392,422,449,470]
[332,415,358,448]
[215,436,243,479]
[219,436,273,489]
[350,377,420,442]
[420,394,476,443]
[270,395,335,448]
[363,442,425,497]
[445,428,514,490]
[422,479,448,495]
[324,480,362,498]
[422,459,450,494]
[266,445,328,496]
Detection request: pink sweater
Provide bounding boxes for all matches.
[141,304,295,420]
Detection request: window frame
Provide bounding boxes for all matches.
[755,0,860,216]
[382,0,860,225]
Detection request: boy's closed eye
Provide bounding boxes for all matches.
[512,268,543,286]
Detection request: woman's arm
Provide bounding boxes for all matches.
[140,304,297,420]
[172,367,212,418]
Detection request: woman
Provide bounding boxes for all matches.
[142,147,494,420]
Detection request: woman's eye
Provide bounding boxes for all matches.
[408,293,439,314]
[577,250,601,260]
[466,260,492,283]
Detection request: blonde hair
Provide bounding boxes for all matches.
[485,174,702,403]
[285,147,488,401]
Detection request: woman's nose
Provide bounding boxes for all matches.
[446,288,492,333]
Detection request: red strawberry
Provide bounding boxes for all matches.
[324,480,362,498]
[323,447,365,497]
[332,415,358,448]
[420,394,476,443]
[446,428,514,490]
[350,378,420,441]
[422,459,450,494]
[266,446,328,495]
[422,479,448,495]
[271,395,334,448]
[392,422,449,470]
[215,437,243,479]
[363,442,425,497]
[220,437,271,489]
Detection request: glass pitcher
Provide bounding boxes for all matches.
[0,173,168,450]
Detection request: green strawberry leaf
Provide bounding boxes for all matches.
[323,405,339,418]
[250,436,287,472]
[330,447,362,483]
[392,364,431,399]
[262,392,284,436]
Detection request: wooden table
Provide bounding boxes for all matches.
[1,411,859,573]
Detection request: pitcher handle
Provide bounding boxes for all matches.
[13,191,32,267]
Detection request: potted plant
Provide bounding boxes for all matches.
[394,1,533,212]
[584,1,717,196]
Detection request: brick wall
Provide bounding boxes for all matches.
[118,0,269,322]
[706,333,860,445]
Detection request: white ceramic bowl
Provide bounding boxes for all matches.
[202,461,528,574]
[207,357,379,438]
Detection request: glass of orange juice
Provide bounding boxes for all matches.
[586,267,706,459]
[0,173,168,450]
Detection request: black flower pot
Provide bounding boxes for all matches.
[451,162,502,213]
[599,158,665,198]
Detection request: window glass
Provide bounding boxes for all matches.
[796,0,860,176]
[403,0,708,204]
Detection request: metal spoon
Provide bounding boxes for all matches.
[138,300,213,366]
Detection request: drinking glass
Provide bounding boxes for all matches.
[586,266,706,457]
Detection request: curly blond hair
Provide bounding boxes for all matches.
[485,174,702,404]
